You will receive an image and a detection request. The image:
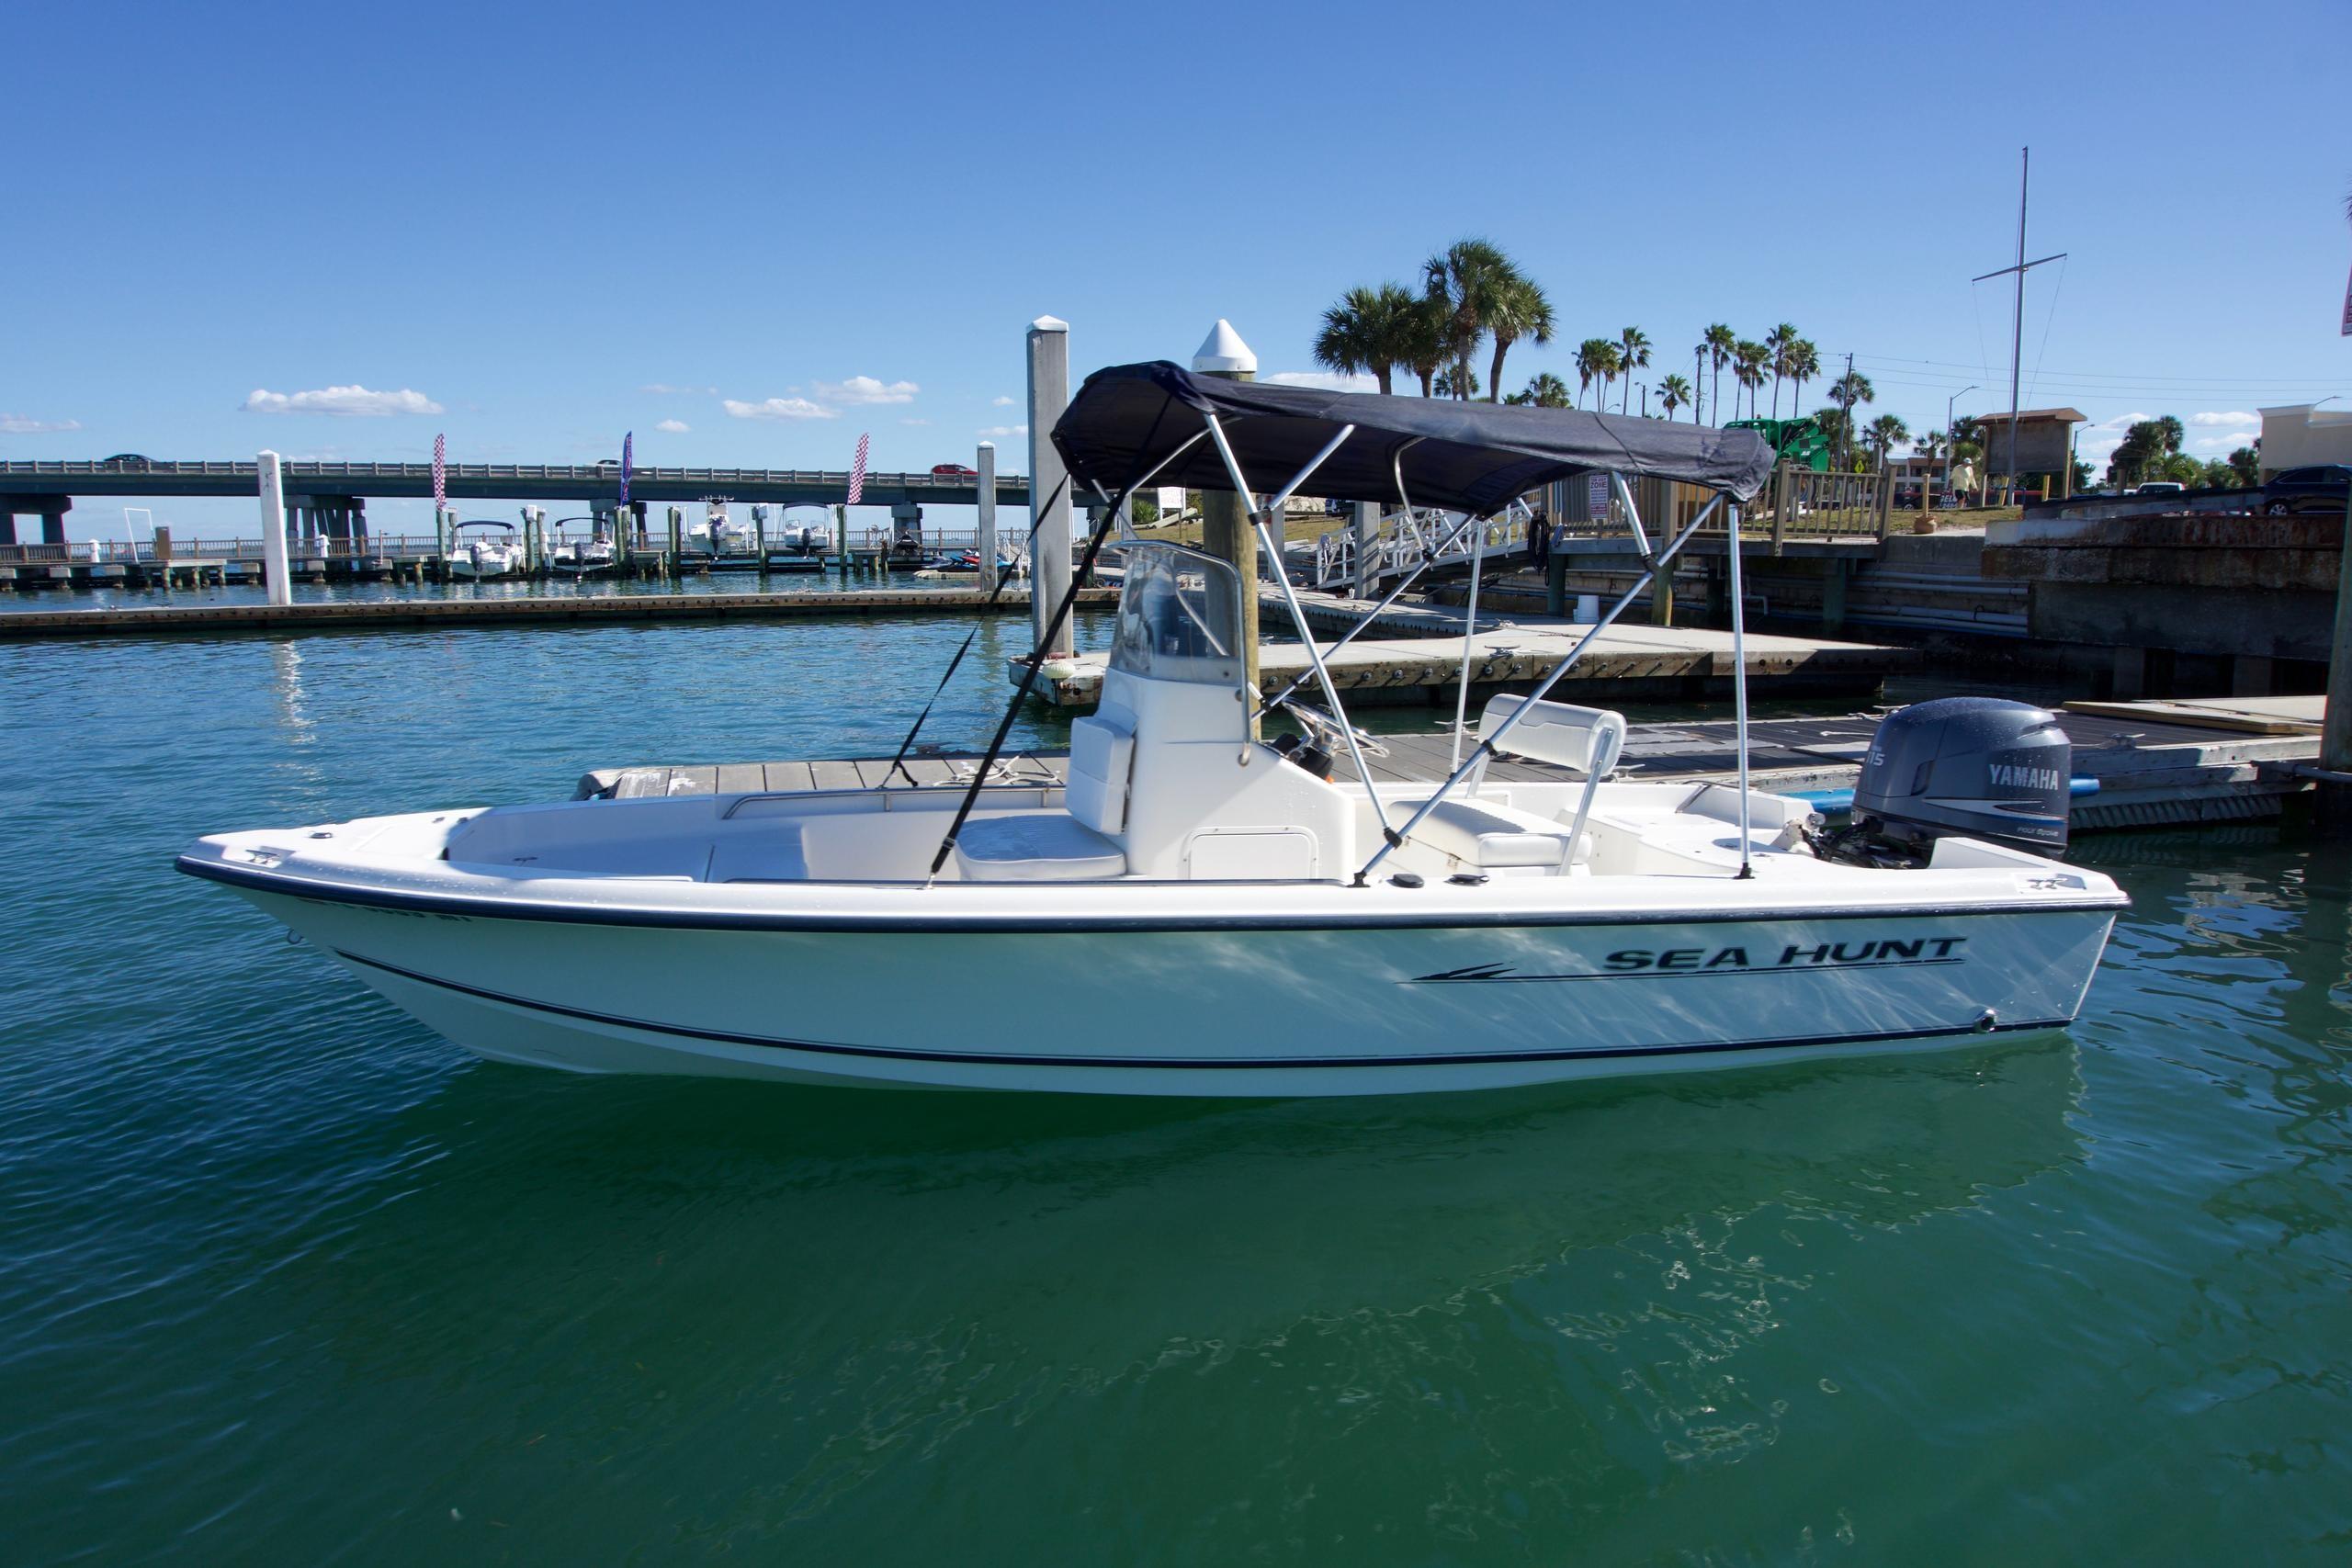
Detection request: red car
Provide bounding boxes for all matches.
[930,463,979,479]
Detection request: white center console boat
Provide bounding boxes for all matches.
[181,363,2123,1094]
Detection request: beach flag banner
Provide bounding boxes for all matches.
[432,434,446,513]
[620,431,634,506]
[848,433,871,506]
[2341,261,2351,336]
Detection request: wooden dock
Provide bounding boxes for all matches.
[0,586,1116,640]
[1015,595,1915,709]
[579,699,2324,833]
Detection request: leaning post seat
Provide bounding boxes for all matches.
[1472,695,1625,855]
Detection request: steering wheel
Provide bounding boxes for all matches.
[1279,698,1391,758]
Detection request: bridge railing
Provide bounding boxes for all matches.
[0,459,1031,491]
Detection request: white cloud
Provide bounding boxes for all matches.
[2191,433,2256,453]
[816,376,919,406]
[978,423,1028,438]
[899,417,929,426]
[2188,411,2258,427]
[1263,369,1378,393]
[991,395,1016,407]
[0,413,82,434]
[640,383,718,395]
[242,384,443,416]
[653,419,690,434]
[723,396,836,421]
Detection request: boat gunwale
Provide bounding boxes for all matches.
[177,852,2131,934]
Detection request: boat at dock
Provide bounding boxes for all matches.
[443,519,524,581]
[181,363,2123,1095]
[546,518,616,576]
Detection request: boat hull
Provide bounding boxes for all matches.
[227,885,2115,1096]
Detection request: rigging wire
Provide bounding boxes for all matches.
[2022,254,2069,413]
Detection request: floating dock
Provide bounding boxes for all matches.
[0,586,1114,640]
[1013,592,1914,709]
[580,697,2324,833]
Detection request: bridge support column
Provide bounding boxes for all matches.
[0,512,16,547]
[890,502,922,561]
[39,507,69,547]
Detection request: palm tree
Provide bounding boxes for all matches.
[1702,324,1736,425]
[1783,339,1820,420]
[1422,238,1517,400]
[1865,413,1910,467]
[1657,374,1692,420]
[1432,366,1481,400]
[1914,429,1947,462]
[1313,282,1419,396]
[1507,371,1573,409]
[1399,293,1449,397]
[1763,323,1798,419]
[1828,370,1875,462]
[1574,338,1620,410]
[1615,327,1651,415]
[1483,275,1556,402]
[1733,340,1768,419]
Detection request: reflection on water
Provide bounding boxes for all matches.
[3,632,2351,1563]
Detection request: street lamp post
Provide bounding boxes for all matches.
[1946,385,1978,504]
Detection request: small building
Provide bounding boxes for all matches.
[1962,407,2086,497]
[2256,404,2352,478]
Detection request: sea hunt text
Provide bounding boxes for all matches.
[1410,936,1969,985]
[1602,936,1967,971]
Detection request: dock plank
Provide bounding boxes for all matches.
[716,763,765,795]
[761,761,816,793]
[809,760,863,792]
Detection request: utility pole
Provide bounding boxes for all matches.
[1972,147,2065,504]
[1946,384,1977,501]
[1695,344,1705,424]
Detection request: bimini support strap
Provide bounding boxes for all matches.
[924,421,1216,881]
[883,476,1068,787]
[1354,490,1728,886]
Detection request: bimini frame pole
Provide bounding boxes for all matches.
[1200,414,1396,840]
[1355,491,1728,886]
[1450,513,1487,771]
[1257,440,1440,718]
[1725,501,1754,878]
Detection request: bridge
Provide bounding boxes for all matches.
[0,458,1042,545]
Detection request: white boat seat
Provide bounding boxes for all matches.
[1408,798,1589,871]
[954,812,1127,882]
[704,827,809,883]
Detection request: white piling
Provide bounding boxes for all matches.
[1026,316,1073,655]
[976,441,998,582]
[257,450,291,606]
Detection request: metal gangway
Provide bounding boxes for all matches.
[1307,498,1541,593]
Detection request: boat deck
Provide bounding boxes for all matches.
[579,702,2323,833]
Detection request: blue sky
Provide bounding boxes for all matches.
[6,0,2347,537]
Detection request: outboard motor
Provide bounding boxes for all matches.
[1830,697,2071,863]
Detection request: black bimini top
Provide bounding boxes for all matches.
[1052,361,1776,516]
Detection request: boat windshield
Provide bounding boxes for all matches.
[1109,543,1242,687]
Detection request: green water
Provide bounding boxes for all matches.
[3,619,2348,1564]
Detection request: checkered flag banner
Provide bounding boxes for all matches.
[432,434,446,512]
[847,432,870,506]
[620,431,634,507]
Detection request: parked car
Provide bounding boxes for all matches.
[2260,464,2351,515]
[931,463,980,479]
[2130,480,2186,498]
